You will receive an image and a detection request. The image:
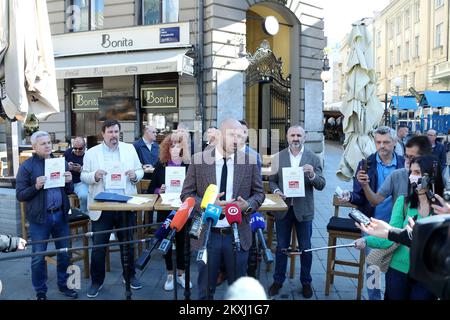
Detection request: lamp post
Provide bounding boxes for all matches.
[393,77,403,130]
[320,54,331,83]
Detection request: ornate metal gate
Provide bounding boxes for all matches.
[246,40,291,150]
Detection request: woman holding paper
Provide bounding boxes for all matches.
[148,133,192,291]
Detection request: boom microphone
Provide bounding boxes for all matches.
[225,203,242,251]
[196,203,222,264]
[136,211,176,270]
[250,213,274,264]
[189,184,218,239]
[159,197,195,254]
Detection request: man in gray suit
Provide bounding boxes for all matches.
[181,118,265,300]
[268,125,326,298]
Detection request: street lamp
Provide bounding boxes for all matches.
[393,77,403,129]
[320,54,331,83]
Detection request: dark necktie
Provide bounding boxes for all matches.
[219,157,227,201]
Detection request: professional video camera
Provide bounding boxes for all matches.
[418,174,436,203]
[409,214,450,300]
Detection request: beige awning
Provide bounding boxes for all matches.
[54,48,194,79]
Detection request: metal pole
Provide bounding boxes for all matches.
[384,93,388,126]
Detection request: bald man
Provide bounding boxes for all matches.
[181,118,265,300]
[64,137,89,213]
[427,129,447,175]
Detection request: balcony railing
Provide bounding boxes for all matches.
[434,61,450,79]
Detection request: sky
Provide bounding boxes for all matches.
[323,0,391,49]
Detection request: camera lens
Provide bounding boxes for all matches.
[424,226,450,277]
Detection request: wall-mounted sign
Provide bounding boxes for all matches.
[141,86,178,109]
[160,27,180,43]
[72,90,102,112]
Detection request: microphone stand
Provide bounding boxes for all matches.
[255,233,261,280]
[184,219,192,300]
[121,212,132,300]
[172,241,178,300]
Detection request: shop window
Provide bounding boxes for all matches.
[65,0,104,32]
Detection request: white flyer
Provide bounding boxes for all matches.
[44,157,66,189]
[105,162,126,190]
[165,166,186,194]
[282,167,305,197]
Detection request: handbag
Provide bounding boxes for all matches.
[366,197,407,273]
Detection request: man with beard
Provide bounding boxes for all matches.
[268,125,326,298]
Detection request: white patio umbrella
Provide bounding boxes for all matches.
[336,21,384,181]
[0,0,59,121]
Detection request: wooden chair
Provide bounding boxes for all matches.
[325,195,365,300]
[136,179,151,194]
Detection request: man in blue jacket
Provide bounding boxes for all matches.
[339,126,404,300]
[427,129,447,176]
[133,125,159,179]
[16,131,77,300]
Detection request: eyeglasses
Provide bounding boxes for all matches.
[73,147,84,151]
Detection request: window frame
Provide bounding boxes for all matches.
[65,0,104,33]
[435,23,443,48]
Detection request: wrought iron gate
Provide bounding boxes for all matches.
[269,84,290,150]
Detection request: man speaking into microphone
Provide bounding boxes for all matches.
[181,118,265,300]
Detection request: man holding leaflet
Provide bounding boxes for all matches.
[81,120,144,298]
[268,125,326,298]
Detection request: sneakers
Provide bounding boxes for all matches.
[59,286,78,299]
[268,282,283,297]
[87,283,103,298]
[164,274,174,291]
[122,276,143,290]
[36,292,47,300]
[177,273,193,289]
[302,283,313,299]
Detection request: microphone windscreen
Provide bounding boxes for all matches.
[201,184,218,210]
[155,210,176,239]
[250,212,266,233]
[170,197,195,230]
[202,203,222,226]
[225,203,242,225]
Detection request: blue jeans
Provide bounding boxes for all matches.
[385,267,437,300]
[197,232,249,300]
[273,207,313,285]
[365,245,383,300]
[74,182,89,213]
[29,210,70,294]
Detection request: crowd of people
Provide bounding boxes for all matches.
[7,118,450,300]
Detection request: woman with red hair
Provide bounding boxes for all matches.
[148,133,191,291]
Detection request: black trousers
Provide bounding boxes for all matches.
[90,211,136,285]
[164,225,187,272]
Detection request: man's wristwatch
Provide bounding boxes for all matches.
[244,201,253,215]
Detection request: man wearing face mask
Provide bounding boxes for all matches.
[357,135,433,207]
[268,125,326,298]
[338,126,404,300]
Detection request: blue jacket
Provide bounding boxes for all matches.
[16,154,73,224]
[350,152,405,218]
[432,142,446,172]
[133,138,159,167]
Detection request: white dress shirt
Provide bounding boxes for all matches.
[143,137,152,152]
[214,147,234,228]
[102,142,125,195]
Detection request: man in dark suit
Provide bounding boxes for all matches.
[268,125,326,298]
[427,129,447,175]
[133,125,159,179]
[181,118,265,300]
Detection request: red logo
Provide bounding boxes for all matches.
[228,206,239,215]
[111,174,121,181]
[50,172,60,180]
[289,181,299,189]
[171,179,181,187]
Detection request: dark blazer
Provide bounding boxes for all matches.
[133,138,159,167]
[432,142,446,173]
[269,147,326,222]
[16,154,73,224]
[181,148,265,251]
[148,161,189,194]
[349,152,404,218]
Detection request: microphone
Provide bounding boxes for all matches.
[250,213,274,264]
[196,203,222,264]
[189,184,218,239]
[136,210,176,270]
[159,197,195,254]
[225,203,242,251]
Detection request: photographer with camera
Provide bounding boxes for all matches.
[354,155,444,300]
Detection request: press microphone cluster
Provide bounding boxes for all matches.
[196,203,222,264]
[189,184,218,240]
[250,213,274,264]
[158,197,195,254]
[225,203,242,251]
[135,210,176,270]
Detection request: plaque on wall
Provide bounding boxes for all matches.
[141,86,178,110]
[72,90,102,112]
